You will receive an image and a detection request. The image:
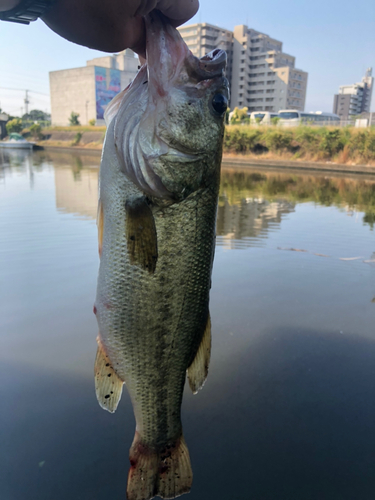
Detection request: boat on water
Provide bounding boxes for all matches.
[0,133,34,150]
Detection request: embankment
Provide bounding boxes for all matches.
[35,125,375,173]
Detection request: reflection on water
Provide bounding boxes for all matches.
[217,197,295,249]
[55,166,99,219]
[4,150,374,246]
[1,150,375,500]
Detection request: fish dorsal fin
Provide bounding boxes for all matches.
[125,197,158,274]
[95,336,124,413]
[187,312,211,394]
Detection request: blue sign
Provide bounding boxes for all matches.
[95,67,121,120]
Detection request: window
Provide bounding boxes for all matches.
[279,111,299,119]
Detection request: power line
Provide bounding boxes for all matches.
[0,86,49,96]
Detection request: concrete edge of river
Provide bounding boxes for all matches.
[37,145,375,176]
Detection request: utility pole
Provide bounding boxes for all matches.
[24,90,29,116]
[85,100,89,124]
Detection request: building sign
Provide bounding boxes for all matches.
[95,67,121,120]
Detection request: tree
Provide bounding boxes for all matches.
[6,118,23,134]
[29,123,42,139]
[229,107,249,125]
[69,112,80,126]
[22,109,49,121]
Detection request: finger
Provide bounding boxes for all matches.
[134,0,158,17]
[157,0,199,24]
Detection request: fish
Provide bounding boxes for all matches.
[93,11,229,500]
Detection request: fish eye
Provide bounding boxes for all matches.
[211,93,228,116]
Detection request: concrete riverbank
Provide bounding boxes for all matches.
[37,144,375,176]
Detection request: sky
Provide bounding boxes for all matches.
[0,0,374,115]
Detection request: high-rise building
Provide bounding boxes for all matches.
[333,68,373,119]
[231,25,307,112]
[178,23,308,112]
[178,23,233,93]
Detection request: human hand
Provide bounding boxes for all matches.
[41,0,199,55]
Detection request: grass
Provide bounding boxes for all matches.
[29,124,375,166]
[224,125,375,164]
[42,125,107,133]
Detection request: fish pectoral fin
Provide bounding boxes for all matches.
[125,197,158,274]
[187,312,211,394]
[97,199,104,257]
[95,336,124,413]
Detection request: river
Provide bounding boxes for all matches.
[1,149,375,500]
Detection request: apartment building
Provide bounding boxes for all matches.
[230,25,307,112]
[179,23,308,112]
[333,68,373,119]
[178,23,233,99]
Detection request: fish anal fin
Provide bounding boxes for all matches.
[127,431,192,500]
[95,336,124,413]
[97,199,104,257]
[125,197,158,274]
[187,313,211,394]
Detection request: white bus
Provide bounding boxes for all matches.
[250,111,279,125]
[278,110,340,127]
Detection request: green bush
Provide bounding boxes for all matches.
[69,112,80,126]
[6,118,23,134]
[224,127,263,153]
[222,124,375,163]
[262,129,293,152]
[318,129,346,157]
[89,118,96,126]
[72,132,82,146]
[29,123,42,140]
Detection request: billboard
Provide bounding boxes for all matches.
[95,67,121,120]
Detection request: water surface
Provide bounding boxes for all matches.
[1,150,375,500]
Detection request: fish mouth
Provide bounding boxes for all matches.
[193,49,227,80]
[145,11,227,93]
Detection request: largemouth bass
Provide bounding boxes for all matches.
[94,11,228,500]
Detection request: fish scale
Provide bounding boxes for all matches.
[94,10,228,500]
[100,189,217,444]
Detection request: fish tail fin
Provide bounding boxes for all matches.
[127,431,192,500]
